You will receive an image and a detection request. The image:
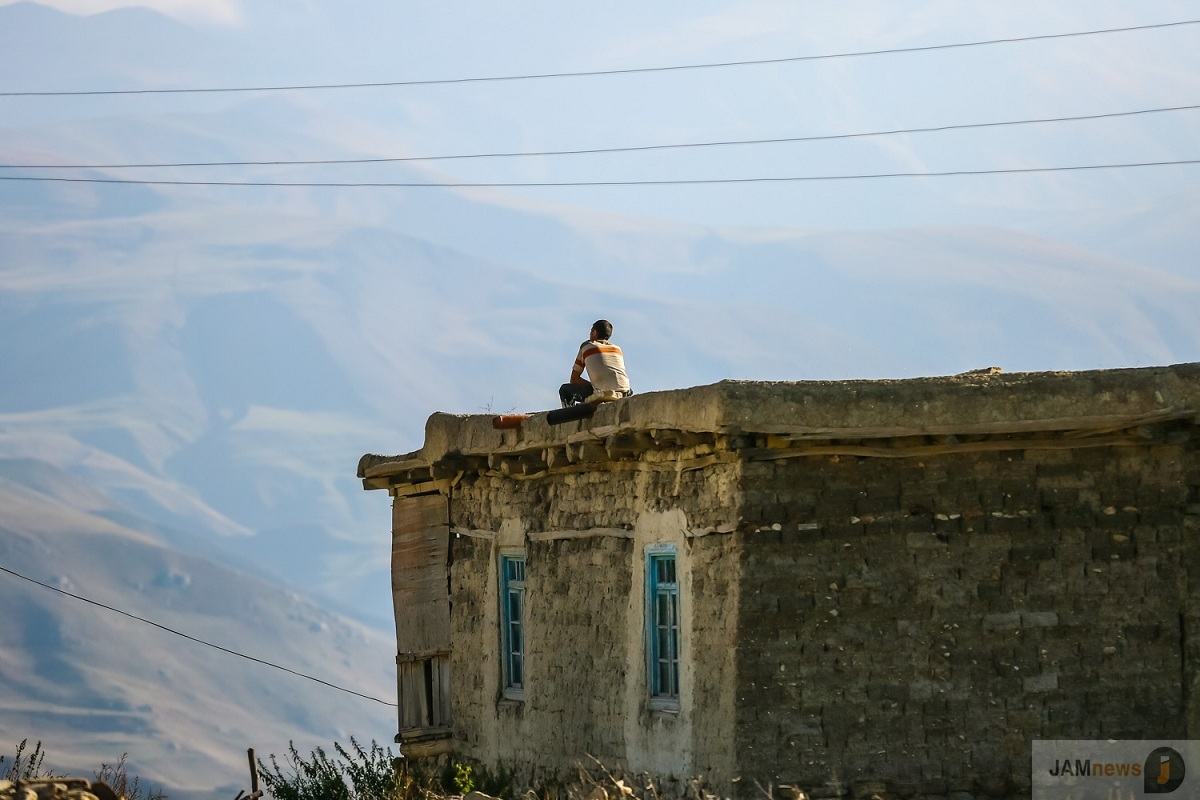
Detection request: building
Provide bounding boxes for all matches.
[357,363,1200,798]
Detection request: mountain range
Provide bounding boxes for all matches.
[1,2,1198,796]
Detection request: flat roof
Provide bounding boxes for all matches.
[358,362,1200,491]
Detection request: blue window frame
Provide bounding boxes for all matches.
[646,544,679,707]
[500,554,526,694]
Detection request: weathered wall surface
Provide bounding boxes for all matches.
[450,464,741,534]
[682,529,741,788]
[523,535,634,770]
[364,363,1200,799]
[444,531,497,762]
[734,438,1198,797]
[445,466,743,788]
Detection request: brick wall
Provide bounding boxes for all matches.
[734,440,1196,797]
[450,464,741,534]
[404,427,1199,797]
[443,461,745,789]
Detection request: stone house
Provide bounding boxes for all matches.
[357,363,1200,798]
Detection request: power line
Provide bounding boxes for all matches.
[3,102,1197,171]
[0,563,397,708]
[1,158,1197,188]
[2,19,1197,98]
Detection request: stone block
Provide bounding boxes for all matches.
[1022,671,1059,693]
[1021,611,1059,628]
[982,612,1022,632]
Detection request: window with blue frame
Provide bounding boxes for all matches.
[500,553,526,696]
[646,544,680,708]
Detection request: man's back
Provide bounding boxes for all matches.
[575,339,630,393]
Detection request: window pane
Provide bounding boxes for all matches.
[647,550,680,701]
[510,651,523,686]
[501,555,526,691]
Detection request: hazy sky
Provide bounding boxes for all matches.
[3,0,1199,234]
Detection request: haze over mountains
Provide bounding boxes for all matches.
[1,1,1199,795]
[0,465,395,797]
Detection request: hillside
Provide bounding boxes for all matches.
[0,459,395,797]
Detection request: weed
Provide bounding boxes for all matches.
[94,753,167,800]
[1,739,51,782]
[453,764,475,795]
[258,738,434,800]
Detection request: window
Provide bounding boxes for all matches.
[398,652,451,731]
[646,544,680,709]
[500,553,526,696]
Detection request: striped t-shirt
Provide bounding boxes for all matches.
[573,339,630,393]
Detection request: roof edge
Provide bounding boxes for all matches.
[358,362,1200,486]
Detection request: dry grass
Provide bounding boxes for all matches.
[2,740,165,800]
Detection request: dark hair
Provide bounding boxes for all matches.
[591,319,613,340]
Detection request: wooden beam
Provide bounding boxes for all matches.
[742,431,1172,461]
[527,527,636,542]
[753,407,1194,441]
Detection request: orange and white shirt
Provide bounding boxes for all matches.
[572,339,630,393]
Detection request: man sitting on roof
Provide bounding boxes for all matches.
[559,319,632,408]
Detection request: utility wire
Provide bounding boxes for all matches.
[3,103,1197,171]
[2,19,1197,97]
[0,563,397,708]
[1,158,1197,188]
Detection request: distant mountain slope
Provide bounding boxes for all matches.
[0,460,395,798]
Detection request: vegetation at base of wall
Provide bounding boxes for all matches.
[257,741,542,800]
[256,740,527,800]
[4,738,709,800]
[1,739,166,800]
[438,759,512,800]
[257,743,721,800]
[451,763,475,796]
[258,739,419,800]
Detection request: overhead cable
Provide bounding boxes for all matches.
[1,158,1197,188]
[3,102,1197,171]
[0,563,397,708]
[1,19,1197,97]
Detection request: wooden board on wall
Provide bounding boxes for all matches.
[392,493,451,652]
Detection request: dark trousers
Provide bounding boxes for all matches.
[559,381,593,407]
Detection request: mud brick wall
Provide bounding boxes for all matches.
[448,530,637,783]
[734,440,1197,798]
[445,532,494,758]
[450,463,740,534]
[686,531,742,785]
[444,461,746,786]
[522,536,634,772]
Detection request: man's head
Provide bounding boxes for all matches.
[590,319,613,340]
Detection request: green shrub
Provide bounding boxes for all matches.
[258,738,405,800]
[453,763,474,795]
